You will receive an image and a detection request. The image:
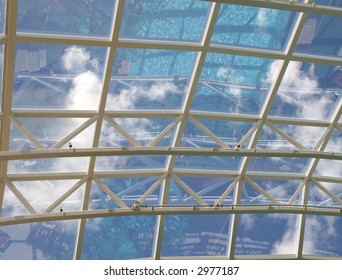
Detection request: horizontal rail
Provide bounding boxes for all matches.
[1,147,341,161]
[1,204,341,226]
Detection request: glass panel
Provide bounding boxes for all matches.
[107,48,196,110]
[95,155,167,171]
[270,61,341,120]
[174,155,242,171]
[250,179,303,205]
[88,176,161,210]
[181,119,254,148]
[325,129,342,153]
[1,184,31,217]
[314,159,342,177]
[161,214,231,257]
[120,0,211,42]
[303,215,342,256]
[274,124,326,150]
[295,14,342,57]
[17,0,116,37]
[247,157,309,173]
[0,221,79,259]
[100,117,176,147]
[192,53,279,114]
[211,4,297,50]
[315,0,342,6]
[13,43,107,109]
[82,216,157,259]
[257,125,297,150]
[308,182,342,207]
[9,118,95,150]
[169,177,235,206]
[236,214,299,255]
[8,157,90,174]
[14,180,85,213]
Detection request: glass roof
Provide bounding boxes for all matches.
[0,0,341,260]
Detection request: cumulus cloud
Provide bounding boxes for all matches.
[264,61,335,148]
[107,81,179,110]
[61,46,99,73]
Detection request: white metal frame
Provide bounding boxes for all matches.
[0,0,342,260]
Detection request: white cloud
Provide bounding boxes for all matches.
[61,46,92,73]
[107,81,179,110]
[67,71,102,110]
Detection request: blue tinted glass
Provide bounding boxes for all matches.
[211,4,297,50]
[0,221,78,259]
[192,53,279,114]
[17,0,116,37]
[236,214,299,255]
[120,0,211,41]
[181,119,254,148]
[168,177,235,205]
[107,48,196,110]
[303,215,342,256]
[247,157,309,173]
[82,216,157,259]
[308,182,342,207]
[174,155,242,171]
[12,43,107,109]
[88,176,161,210]
[295,14,342,57]
[95,155,167,171]
[161,214,231,257]
[269,62,341,120]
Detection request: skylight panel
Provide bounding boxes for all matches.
[120,0,211,42]
[295,14,342,57]
[193,52,280,114]
[211,4,298,50]
[12,43,108,110]
[107,48,196,110]
[17,0,116,37]
[269,61,341,120]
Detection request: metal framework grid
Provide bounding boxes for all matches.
[0,0,341,260]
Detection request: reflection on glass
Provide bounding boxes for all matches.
[270,61,341,120]
[169,177,234,205]
[174,155,242,170]
[95,155,167,171]
[82,216,157,259]
[182,119,253,148]
[13,180,84,213]
[161,214,231,257]
[307,182,342,208]
[120,0,211,41]
[100,118,176,147]
[247,157,309,173]
[88,176,161,210]
[236,214,299,255]
[0,221,78,259]
[9,118,95,150]
[107,48,196,110]
[192,53,278,114]
[12,43,107,109]
[303,215,342,256]
[295,14,342,57]
[249,179,302,205]
[211,4,297,50]
[17,0,115,37]
[8,157,90,174]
